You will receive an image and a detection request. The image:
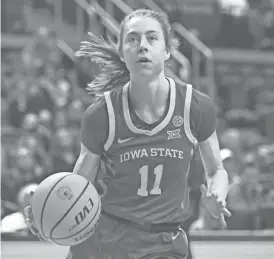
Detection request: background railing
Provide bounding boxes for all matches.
[139,0,215,100]
[34,0,215,100]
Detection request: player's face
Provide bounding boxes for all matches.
[121,16,170,79]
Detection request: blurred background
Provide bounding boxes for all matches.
[1,0,274,237]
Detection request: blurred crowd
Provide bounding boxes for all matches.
[1,29,92,219]
[3,0,273,50]
[213,126,274,230]
[150,0,274,50]
[211,0,274,50]
[1,0,274,234]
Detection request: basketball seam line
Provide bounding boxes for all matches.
[49,181,90,239]
[40,174,72,238]
[49,199,101,240]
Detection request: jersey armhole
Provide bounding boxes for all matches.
[184,84,198,148]
[103,92,115,151]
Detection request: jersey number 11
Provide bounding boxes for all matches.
[137,164,163,196]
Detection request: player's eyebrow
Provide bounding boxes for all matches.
[126,30,160,37]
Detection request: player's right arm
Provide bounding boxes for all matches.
[74,100,109,182]
[73,143,102,183]
[24,101,109,239]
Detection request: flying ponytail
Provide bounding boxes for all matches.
[75,32,130,101]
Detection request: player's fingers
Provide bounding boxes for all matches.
[37,233,47,241]
[25,217,32,226]
[217,198,226,207]
[30,226,47,242]
[25,218,38,234]
[29,224,39,236]
[219,215,227,229]
[222,207,232,217]
[24,206,32,219]
[200,184,209,198]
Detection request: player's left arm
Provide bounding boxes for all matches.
[198,131,231,219]
[190,89,231,219]
[198,131,229,203]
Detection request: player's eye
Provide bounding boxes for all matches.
[128,35,138,43]
[148,35,158,42]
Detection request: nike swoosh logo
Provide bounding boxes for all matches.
[117,137,135,144]
[171,231,180,240]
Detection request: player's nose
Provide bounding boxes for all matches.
[139,36,149,52]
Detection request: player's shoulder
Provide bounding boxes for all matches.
[174,79,188,91]
[190,88,217,141]
[83,87,123,120]
[191,88,214,110]
[189,87,216,125]
[84,98,107,120]
[175,80,217,140]
[175,80,214,108]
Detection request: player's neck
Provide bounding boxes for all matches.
[129,73,169,110]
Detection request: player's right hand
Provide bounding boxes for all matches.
[23,193,48,241]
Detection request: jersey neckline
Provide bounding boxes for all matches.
[122,77,176,136]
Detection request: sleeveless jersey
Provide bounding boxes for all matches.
[99,78,198,224]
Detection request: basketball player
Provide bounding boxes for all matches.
[25,9,231,259]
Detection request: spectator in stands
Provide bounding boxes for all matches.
[1,146,17,206]
[1,183,38,234]
[1,26,92,222]
[226,154,262,229]
[53,76,73,109]
[50,127,79,174]
[1,98,10,127]
[36,109,54,152]
[27,82,54,114]
[216,0,256,48]
[260,187,274,229]
[13,147,45,183]
[8,78,54,128]
[221,148,242,184]
[257,143,274,229]
[260,0,274,49]
[257,143,274,173]
[67,99,85,124]
[54,109,69,129]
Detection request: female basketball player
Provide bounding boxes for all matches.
[25,9,231,259]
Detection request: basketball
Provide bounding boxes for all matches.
[31,172,101,246]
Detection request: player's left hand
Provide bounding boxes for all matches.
[200,184,231,222]
[24,191,49,241]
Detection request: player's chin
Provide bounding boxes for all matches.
[136,64,153,71]
[136,67,158,77]
[139,70,155,77]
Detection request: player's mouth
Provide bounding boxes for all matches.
[137,57,151,63]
